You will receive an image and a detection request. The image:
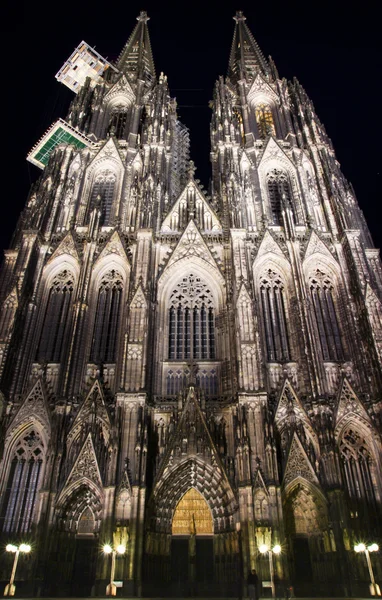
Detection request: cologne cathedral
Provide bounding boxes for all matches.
[0,10,381,598]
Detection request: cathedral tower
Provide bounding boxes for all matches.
[0,11,381,598]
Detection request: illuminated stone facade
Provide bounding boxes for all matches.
[0,10,381,598]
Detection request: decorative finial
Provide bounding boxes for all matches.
[233,11,246,23]
[137,11,150,23]
[187,160,196,180]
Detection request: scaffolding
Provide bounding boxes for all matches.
[55,41,118,93]
[27,119,94,169]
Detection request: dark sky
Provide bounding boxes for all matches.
[2,0,381,251]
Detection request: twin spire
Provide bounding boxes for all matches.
[228,11,270,83]
[117,11,156,86]
[117,10,269,86]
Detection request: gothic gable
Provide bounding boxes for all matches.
[94,230,131,267]
[61,433,103,493]
[130,283,147,309]
[7,379,51,440]
[247,73,279,104]
[334,378,371,433]
[88,137,125,171]
[67,380,111,447]
[275,379,319,454]
[304,230,335,262]
[104,74,135,104]
[253,230,287,263]
[48,232,80,264]
[283,433,319,489]
[258,137,294,171]
[154,386,229,486]
[161,181,222,234]
[160,220,223,281]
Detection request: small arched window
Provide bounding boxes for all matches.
[36,270,74,362]
[168,274,215,361]
[90,171,116,226]
[255,103,276,138]
[309,269,343,361]
[259,269,290,362]
[90,270,123,363]
[108,105,129,139]
[0,430,44,533]
[266,169,293,225]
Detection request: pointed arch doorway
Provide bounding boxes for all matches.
[171,488,214,596]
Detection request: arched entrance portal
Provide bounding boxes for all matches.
[171,488,214,596]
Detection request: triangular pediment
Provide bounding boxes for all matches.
[65,433,103,490]
[283,432,319,488]
[116,469,132,501]
[48,232,80,264]
[94,230,130,266]
[253,230,286,262]
[131,283,147,309]
[89,137,125,170]
[248,74,278,104]
[237,283,252,304]
[275,379,318,452]
[68,380,111,446]
[161,220,222,275]
[304,230,334,261]
[7,379,51,438]
[154,386,227,486]
[253,468,269,494]
[258,137,293,169]
[161,181,222,234]
[335,378,371,429]
[365,282,382,308]
[104,74,135,104]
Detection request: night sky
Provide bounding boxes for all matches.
[2,0,381,252]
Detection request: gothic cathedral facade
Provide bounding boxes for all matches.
[0,11,381,598]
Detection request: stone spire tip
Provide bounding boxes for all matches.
[137,10,150,23]
[233,11,246,23]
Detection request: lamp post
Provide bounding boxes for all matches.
[103,543,125,596]
[259,543,281,599]
[354,543,381,596]
[236,523,243,600]
[4,543,31,596]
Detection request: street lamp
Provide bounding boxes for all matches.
[103,543,125,596]
[259,543,281,599]
[4,543,31,596]
[354,543,381,596]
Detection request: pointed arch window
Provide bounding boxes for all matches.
[168,274,215,361]
[0,430,44,533]
[90,270,123,363]
[90,171,116,226]
[108,105,129,139]
[309,270,343,361]
[259,269,290,362]
[36,270,74,363]
[255,103,276,138]
[339,427,379,509]
[266,169,293,225]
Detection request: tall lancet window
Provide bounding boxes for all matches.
[255,103,276,138]
[339,427,380,509]
[266,169,293,225]
[108,105,128,139]
[90,171,116,226]
[309,269,343,361]
[36,270,74,363]
[0,430,44,533]
[168,274,215,360]
[90,270,123,363]
[259,269,290,362]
